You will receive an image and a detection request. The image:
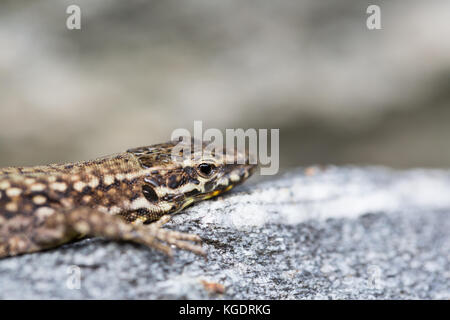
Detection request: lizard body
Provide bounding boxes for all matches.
[0,139,256,258]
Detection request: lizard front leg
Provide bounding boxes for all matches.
[0,208,205,258]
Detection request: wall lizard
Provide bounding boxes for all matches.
[0,139,256,258]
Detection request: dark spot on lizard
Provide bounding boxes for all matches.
[81,186,91,195]
[136,208,150,216]
[204,180,215,192]
[130,193,140,201]
[168,175,181,189]
[125,178,138,186]
[144,177,160,188]
[190,179,200,185]
[184,166,197,177]
[185,189,200,197]
[0,191,7,204]
[162,193,183,202]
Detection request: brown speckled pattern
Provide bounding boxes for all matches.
[0,140,256,258]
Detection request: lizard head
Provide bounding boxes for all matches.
[127,138,257,217]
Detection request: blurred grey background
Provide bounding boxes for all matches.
[1,0,449,169]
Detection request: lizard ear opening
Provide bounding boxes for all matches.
[142,185,158,202]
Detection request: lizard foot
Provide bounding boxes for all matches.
[31,208,205,257]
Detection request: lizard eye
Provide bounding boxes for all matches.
[198,163,215,176]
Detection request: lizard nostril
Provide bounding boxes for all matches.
[142,185,158,202]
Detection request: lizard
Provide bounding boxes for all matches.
[0,138,256,258]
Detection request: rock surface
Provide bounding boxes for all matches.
[0,167,449,299]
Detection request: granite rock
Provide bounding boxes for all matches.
[0,167,449,299]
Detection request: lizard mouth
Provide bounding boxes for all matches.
[186,163,256,202]
[180,185,233,209]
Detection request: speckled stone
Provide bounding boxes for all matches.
[0,167,449,299]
